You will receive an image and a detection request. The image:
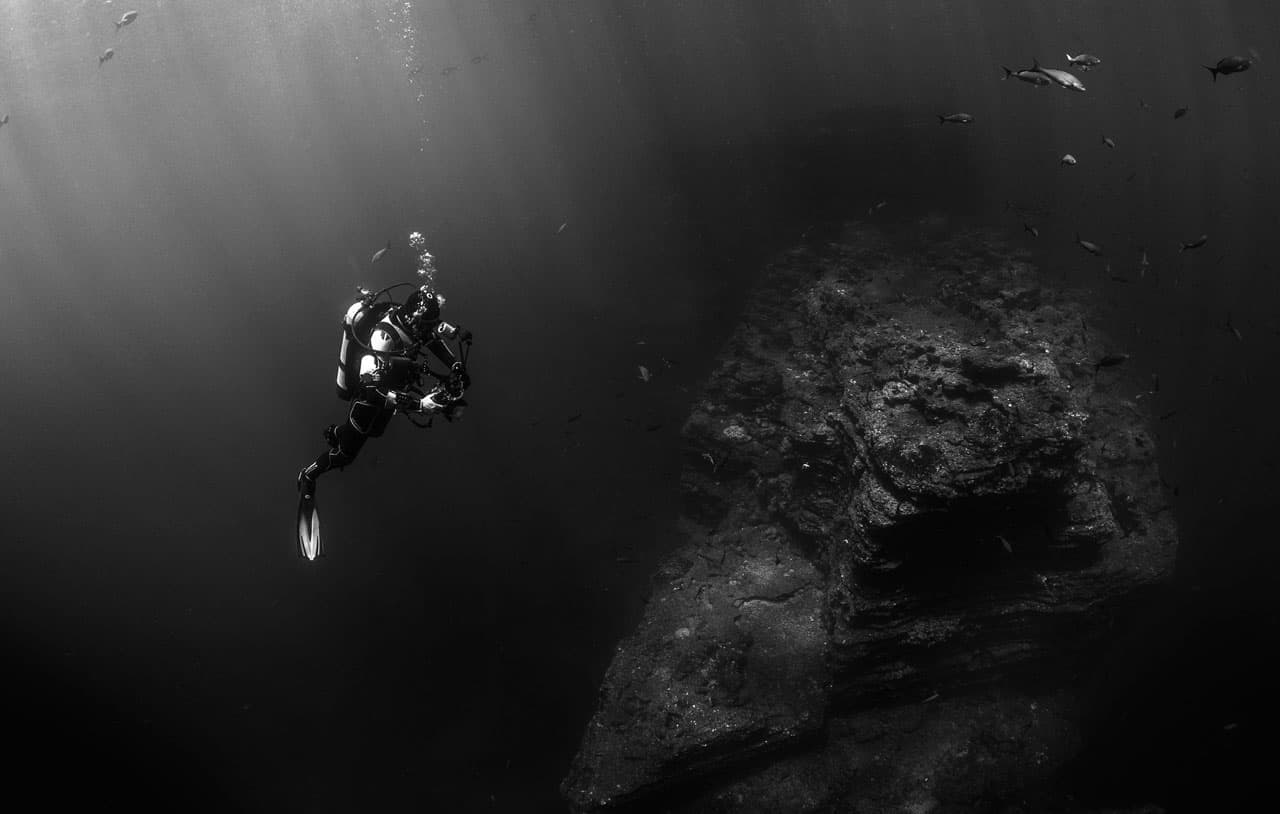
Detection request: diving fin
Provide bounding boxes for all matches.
[297,492,322,561]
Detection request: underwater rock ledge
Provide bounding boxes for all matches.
[563,222,1177,813]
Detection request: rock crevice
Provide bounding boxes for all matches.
[563,224,1177,812]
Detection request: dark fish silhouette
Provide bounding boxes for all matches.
[1174,106,1189,119]
[1102,135,1116,149]
[1179,234,1208,252]
[1204,56,1252,82]
[0,113,8,128]
[1024,223,1039,238]
[938,113,974,125]
[1094,353,1129,371]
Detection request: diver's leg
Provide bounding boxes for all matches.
[298,422,368,494]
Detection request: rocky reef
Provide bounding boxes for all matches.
[563,223,1177,813]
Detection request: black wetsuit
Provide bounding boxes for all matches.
[305,313,460,482]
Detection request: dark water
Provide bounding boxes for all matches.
[2,2,1277,810]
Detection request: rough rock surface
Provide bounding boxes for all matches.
[563,223,1178,812]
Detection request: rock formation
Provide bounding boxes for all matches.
[563,223,1178,812]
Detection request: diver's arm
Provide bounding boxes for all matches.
[358,353,401,409]
[424,337,458,369]
[360,352,445,414]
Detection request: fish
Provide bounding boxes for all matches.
[637,365,651,383]
[1174,106,1189,119]
[997,535,1013,554]
[1179,234,1208,252]
[1102,135,1116,149]
[1001,66,1051,86]
[867,200,888,215]
[556,222,568,234]
[1204,56,1253,82]
[566,413,583,423]
[371,241,390,264]
[1226,320,1244,342]
[116,10,139,30]
[1159,410,1178,421]
[1032,59,1086,92]
[99,48,114,66]
[0,113,8,128]
[470,54,488,64]
[1066,53,1102,70]
[441,65,458,76]
[1094,353,1129,371]
[1139,249,1150,277]
[1060,153,1077,166]
[938,113,974,125]
[1138,98,1153,111]
[1076,233,1104,256]
[1024,223,1039,238]
[408,64,425,77]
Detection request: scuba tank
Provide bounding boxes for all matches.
[335,290,395,400]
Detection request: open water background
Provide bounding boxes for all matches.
[2,1,1278,810]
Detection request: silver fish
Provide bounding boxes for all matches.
[1033,59,1086,92]
[1066,53,1102,70]
[371,241,390,264]
[1060,153,1077,166]
[99,48,114,67]
[1102,135,1116,149]
[637,365,651,383]
[1076,233,1104,256]
[1001,66,1051,86]
[116,11,139,30]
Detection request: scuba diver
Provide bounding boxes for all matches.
[296,273,472,560]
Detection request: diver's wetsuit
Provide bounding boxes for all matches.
[301,306,461,489]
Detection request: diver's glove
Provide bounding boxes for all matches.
[419,392,448,413]
[423,388,466,421]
